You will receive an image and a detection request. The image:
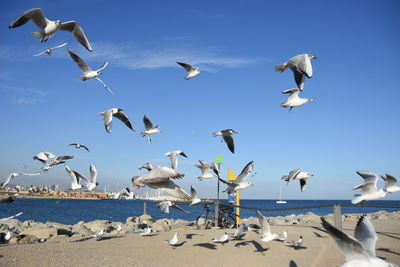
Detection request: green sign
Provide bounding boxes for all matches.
[215,155,223,164]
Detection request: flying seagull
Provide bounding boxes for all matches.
[321,216,395,266]
[64,165,82,191]
[33,42,67,56]
[176,62,200,80]
[195,160,216,181]
[381,174,400,193]
[68,48,113,95]
[134,162,190,200]
[9,8,92,51]
[98,108,135,133]
[115,187,131,199]
[157,201,188,214]
[352,171,387,204]
[275,54,317,91]
[281,169,314,192]
[141,115,161,144]
[213,129,238,154]
[218,161,254,194]
[165,150,188,170]
[1,172,40,188]
[73,165,98,192]
[190,185,201,205]
[280,88,313,112]
[68,143,90,152]
[232,224,247,240]
[33,152,73,172]
[256,210,281,243]
[33,151,55,162]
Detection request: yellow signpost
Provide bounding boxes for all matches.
[228,168,240,226]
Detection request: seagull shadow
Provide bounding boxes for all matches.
[250,240,268,254]
[97,236,124,242]
[193,242,217,250]
[70,237,93,242]
[376,231,400,240]
[286,245,307,250]
[289,260,298,267]
[377,248,400,256]
[169,241,186,249]
[313,232,328,238]
[234,240,251,248]
[139,233,158,237]
[186,233,202,239]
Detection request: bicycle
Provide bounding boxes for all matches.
[196,203,237,229]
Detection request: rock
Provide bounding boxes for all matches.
[269,218,285,226]
[120,224,137,234]
[241,216,259,226]
[297,214,317,224]
[0,219,24,233]
[19,227,57,239]
[83,220,114,232]
[71,225,92,237]
[172,219,190,229]
[126,217,139,224]
[286,218,299,224]
[305,211,317,216]
[285,214,297,219]
[152,219,172,232]
[18,234,38,244]
[22,220,36,228]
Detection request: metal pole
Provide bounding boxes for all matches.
[214,163,221,227]
[333,204,342,231]
[143,201,147,215]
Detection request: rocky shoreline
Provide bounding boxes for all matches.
[1,210,399,244]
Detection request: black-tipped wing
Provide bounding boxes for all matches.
[218,177,235,186]
[9,8,47,29]
[300,179,307,192]
[60,21,92,52]
[236,161,254,182]
[68,48,91,73]
[354,216,378,258]
[143,115,154,130]
[176,62,194,72]
[222,135,235,153]
[114,110,135,131]
[80,145,90,152]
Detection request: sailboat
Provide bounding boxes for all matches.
[276,186,287,204]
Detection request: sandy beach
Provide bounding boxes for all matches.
[1,217,399,267]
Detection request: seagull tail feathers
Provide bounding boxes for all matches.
[32,31,43,41]
[351,194,363,204]
[275,64,287,72]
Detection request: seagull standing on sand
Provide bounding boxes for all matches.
[0,231,12,243]
[68,143,90,152]
[212,232,229,245]
[157,201,188,214]
[232,224,246,240]
[165,232,179,246]
[92,229,105,240]
[195,160,216,181]
[134,163,190,200]
[352,171,387,204]
[213,129,238,154]
[321,216,396,267]
[165,150,188,170]
[64,165,82,191]
[190,186,201,205]
[33,42,67,56]
[141,115,161,144]
[139,226,152,236]
[218,161,254,193]
[72,165,98,192]
[282,169,314,192]
[280,88,313,112]
[68,48,113,95]
[275,54,317,91]
[381,174,400,193]
[288,236,303,248]
[98,108,135,133]
[1,172,40,188]
[256,210,278,243]
[176,62,200,80]
[9,8,92,51]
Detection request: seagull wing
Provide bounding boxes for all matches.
[222,135,235,153]
[80,145,90,152]
[140,166,184,183]
[56,155,74,161]
[89,165,97,184]
[168,152,177,170]
[68,48,91,73]
[65,166,80,187]
[171,203,189,213]
[33,50,48,57]
[145,180,190,200]
[293,71,305,91]
[321,217,369,261]
[73,170,90,185]
[114,109,135,131]
[218,177,235,186]
[9,8,47,29]
[236,161,254,182]
[256,210,271,238]
[287,169,301,182]
[176,62,194,72]
[143,115,154,130]
[300,178,307,192]
[354,216,378,257]
[157,201,170,213]
[354,171,379,194]
[60,21,92,52]
[382,174,397,188]
[95,77,114,95]
[100,109,113,133]
[96,61,109,72]
[52,42,68,49]
[190,185,200,202]
[290,54,313,78]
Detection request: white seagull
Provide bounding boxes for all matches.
[165,232,179,246]
[381,174,400,193]
[68,143,90,152]
[352,171,387,204]
[176,62,200,80]
[321,216,395,267]
[288,236,304,248]
[282,169,314,192]
[72,165,98,192]
[68,48,113,95]
[92,229,105,240]
[213,129,238,154]
[134,163,190,200]
[232,224,247,240]
[190,185,201,205]
[139,226,152,236]
[165,150,188,170]
[34,155,73,172]
[212,232,229,244]
[195,160,216,181]
[98,108,135,133]
[280,88,313,112]
[257,210,279,243]
[218,161,254,194]
[157,201,188,214]
[33,42,67,56]
[140,115,161,144]
[1,172,40,188]
[64,165,82,190]
[9,8,92,51]
[275,54,317,91]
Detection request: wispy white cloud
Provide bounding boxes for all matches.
[14,97,37,104]
[0,84,47,104]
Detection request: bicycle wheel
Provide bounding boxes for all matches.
[196,214,215,229]
[219,211,236,228]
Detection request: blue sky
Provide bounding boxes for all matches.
[0,0,399,200]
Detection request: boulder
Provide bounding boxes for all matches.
[18,234,38,244]
[0,219,24,233]
[172,219,190,229]
[269,217,286,226]
[152,219,172,232]
[286,217,299,224]
[71,224,92,237]
[83,220,113,232]
[19,227,57,239]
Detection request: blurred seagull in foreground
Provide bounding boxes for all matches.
[218,161,255,194]
[321,216,396,267]
[68,143,90,152]
[141,115,161,144]
[190,185,201,205]
[213,129,238,154]
[212,232,229,245]
[157,201,188,214]
[282,169,314,192]
[9,8,92,51]
[195,160,216,181]
[275,54,317,91]
[176,62,200,80]
[98,108,135,133]
[33,42,67,56]
[1,172,40,188]
[280,88,313,112]
[352,171,387,204]
[68,48,113,95]
[165,150,188,170]
[381,174,400,193]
